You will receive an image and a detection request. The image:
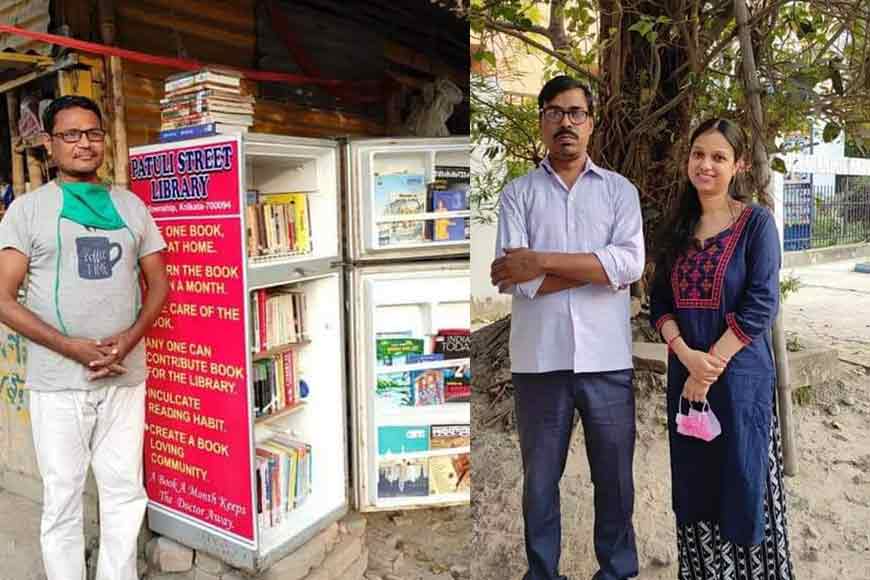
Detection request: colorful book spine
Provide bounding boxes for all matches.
[158,123,217,143]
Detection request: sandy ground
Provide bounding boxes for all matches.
[363,507,471,580]
[469,258,870,580]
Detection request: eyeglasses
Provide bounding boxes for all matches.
[51,129,106,143]
[540,107,590,124]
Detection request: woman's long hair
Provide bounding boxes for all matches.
[652,118,752,290]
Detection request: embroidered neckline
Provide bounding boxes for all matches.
[692,203,746,250]
[671,205,753,309]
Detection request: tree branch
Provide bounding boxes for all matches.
[483,17,601,86]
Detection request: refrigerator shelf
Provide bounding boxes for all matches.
[252,341,311,361]
[378,446,470,460]
[375,405,470,425]
[375,357,470,374]
[248,251,314,264]
[246,257,337,290]
[370,493,470,511]
[375,210,470,223]
[254,401,307,426]
[369,239,468,253]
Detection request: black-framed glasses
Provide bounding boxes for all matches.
[541,107,590,124]
[51,129,106,143]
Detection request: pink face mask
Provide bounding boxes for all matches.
[676,398,722,442]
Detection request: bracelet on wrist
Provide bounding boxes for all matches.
[666,334,682,352]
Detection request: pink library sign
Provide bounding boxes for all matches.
[130,137,255,544]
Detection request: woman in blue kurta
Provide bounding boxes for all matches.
[649,119,794,579]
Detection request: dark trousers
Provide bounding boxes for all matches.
[513,369,639,580]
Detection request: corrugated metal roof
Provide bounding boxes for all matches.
[0,0,51,55]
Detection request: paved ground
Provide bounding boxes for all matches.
[781,258,870,366]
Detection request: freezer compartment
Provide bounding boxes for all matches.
[248,272,348,557]
[350,262,471,511]
[243,134,340,270]
[346,137,471,262]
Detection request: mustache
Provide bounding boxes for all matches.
[554,128,578,139]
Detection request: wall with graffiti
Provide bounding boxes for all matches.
[0,323,39,482]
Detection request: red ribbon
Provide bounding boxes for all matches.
[0,23,383,101]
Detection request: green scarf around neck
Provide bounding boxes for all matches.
[54,179,139,336]
[59,180,126,230]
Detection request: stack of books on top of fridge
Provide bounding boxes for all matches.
[159,67,255,142]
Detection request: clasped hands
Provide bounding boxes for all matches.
[490,248,543,290]
[678,347,729,403]
[65,331,134,381]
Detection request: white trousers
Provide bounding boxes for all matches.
[30,383,147,580]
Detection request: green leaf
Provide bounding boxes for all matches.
[822,123,841,143]
[473,50,497,67]
[771,157,787,174]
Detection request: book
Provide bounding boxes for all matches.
[429,454,470,495]
[255,437,312,526]
[429,188,468,242]
[251,287,305,351]
[378,457,430,498]
[158,122,217,142]
[267,193,311,254]
[247,193,311,257]
[160,94,254,111]
[164,67,243,92]
[432,329,470,360]
[375,372,413,407]
[160,112,253,129]
[376,338,424,366]
[429,166,469,243]
[443,364,471,403]
[374,173,427,246]
[374,173,427,217]
[245,204,260,257]
[409,369,445,406]
[163,86,254,102]
[405,353,445,364]
[282,350,297,407]
[378,425,429,455]
[430,424,470,449]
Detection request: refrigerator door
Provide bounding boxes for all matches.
[348,261,471,512]
[345,137,471,263]
[131,134,350,570]
[242,133,343,290]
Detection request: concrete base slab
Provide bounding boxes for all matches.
[788,344,840,390]
[631,341,839,391]
[783,243,870,268]
[632,342,668,374]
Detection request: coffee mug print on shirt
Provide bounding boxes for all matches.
[76,236,123,280]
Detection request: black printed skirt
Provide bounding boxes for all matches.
[676,413,795,580]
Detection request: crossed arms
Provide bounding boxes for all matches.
[491,180,645,297]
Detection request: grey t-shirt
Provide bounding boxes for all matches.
[0,181,166,391]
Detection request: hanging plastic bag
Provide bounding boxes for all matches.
[676,398,722,442]
[18,96,43,139]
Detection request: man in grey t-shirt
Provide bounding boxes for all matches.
[0,96,169,580]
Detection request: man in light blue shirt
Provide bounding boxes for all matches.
[491,76,644,580]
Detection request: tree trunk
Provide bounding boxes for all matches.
[734,0,797,476]
[595,1,694,236]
